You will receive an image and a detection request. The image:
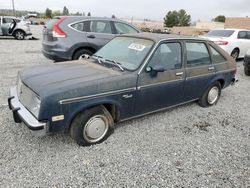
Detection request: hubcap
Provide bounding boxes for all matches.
[16,32,24,39]
[78,54,89,60]
[83,115,109,143]
[207,86,219,104]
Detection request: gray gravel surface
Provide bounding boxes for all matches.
[0,26,249,187]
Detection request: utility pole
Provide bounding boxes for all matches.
[12,0,16,17]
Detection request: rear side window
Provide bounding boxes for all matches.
[90,20,112,34]
[114,22,138,34]
[71,21,87,32]
[186,42,211,67]
[238,31,249,39]
[209,45,226,63]
[3,18,13,24]
[46,18,60,30]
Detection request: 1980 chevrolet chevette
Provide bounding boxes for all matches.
[8,33,236,146]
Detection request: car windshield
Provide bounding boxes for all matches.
[205,30,235,37]
[94,37,154,71]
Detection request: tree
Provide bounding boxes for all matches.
[45,8,52,18]
[111,14,116,19]
[87,12,91,16]
[213,15,226,22]
[52,10,61,17]
[62,6,69,15]
[178,9,191,26]
[164,9,191,27]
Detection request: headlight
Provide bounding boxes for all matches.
[17,76,41,118]
[29,95,41,118]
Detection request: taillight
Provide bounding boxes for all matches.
[52,17,66,38]
[214,41,228,45]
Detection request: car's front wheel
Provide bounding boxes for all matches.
[70,106,114,146]
[198,82,221,107]
[13,30,25,40]
[244,66,250,76]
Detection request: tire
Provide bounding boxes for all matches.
[231,49,239,60]
[244,66,250,76]
[73,49,93,60]
[70,106,114,146]
[198,82,221,108]
[13,30,25,40]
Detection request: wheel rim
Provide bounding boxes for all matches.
[207,86,219,104]
[83,115,109,143]
[16,31,24,39]
[231,51,239,59]
[78,54,89,60]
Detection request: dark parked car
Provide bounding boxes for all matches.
[9,33,236,146]
[42,16,140,62]
[244,49,250,76]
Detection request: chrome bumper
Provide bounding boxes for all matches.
[8,86,47,135]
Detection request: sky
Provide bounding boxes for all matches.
[0,0,249,22]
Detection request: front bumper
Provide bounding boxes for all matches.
[8,86,47,135]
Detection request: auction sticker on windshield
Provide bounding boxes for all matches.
[128,43,146,51]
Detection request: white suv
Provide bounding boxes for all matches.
[201,29,250,59]
[0,16,32,40]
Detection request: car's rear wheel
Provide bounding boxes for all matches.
[231,48,239,60]
[244,66,250,76]
[70,106,114,146]
[73,49,93,60]
[198,82,221,107]
[13,30,25,40]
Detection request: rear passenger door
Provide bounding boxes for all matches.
[86,20,115,49]
[184,41,215,101]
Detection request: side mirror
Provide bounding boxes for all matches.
[145,65,165,77]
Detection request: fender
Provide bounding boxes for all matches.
[63,97,122,130]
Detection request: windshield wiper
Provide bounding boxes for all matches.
[105,59,124,71]
[92,55,103,64]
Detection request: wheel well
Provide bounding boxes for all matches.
[218,79,225,88]
[72,47,96,59]
[68,103,119,132]
[232,47,240,53]
[12,29,26,35]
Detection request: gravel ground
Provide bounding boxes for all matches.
[0,26,249,187]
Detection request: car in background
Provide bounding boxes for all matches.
[244,49,250,76]
[9,33,236,146]
[201,29,250,59]
[42,16,140,62]
[0,16,32,40]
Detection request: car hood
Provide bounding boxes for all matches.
[20,60,121,97]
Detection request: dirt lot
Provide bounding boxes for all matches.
[0,26,249,187]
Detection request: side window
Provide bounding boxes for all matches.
[148,42,182,70]
[209,45,226,63]
[186,42,211,67]
[238,31,248,39]
[247,31,250,39]
[71,21,87,32]
[90,20,112,34]
[3,18,13,24]
[114,22,138,34]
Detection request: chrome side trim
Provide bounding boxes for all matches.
[120,98,199,122]
[59,87,137,104]
[138,78,184,90]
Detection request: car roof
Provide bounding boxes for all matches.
[121,32,207,43]
[56,16,126,22]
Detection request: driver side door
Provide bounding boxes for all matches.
[135,41,185,115]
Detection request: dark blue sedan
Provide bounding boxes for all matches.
[9,33,237,146]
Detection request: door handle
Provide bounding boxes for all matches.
[87,35,96,39]
[176,72,184,76]
[208,66,215,70]
[122,94,133,99]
